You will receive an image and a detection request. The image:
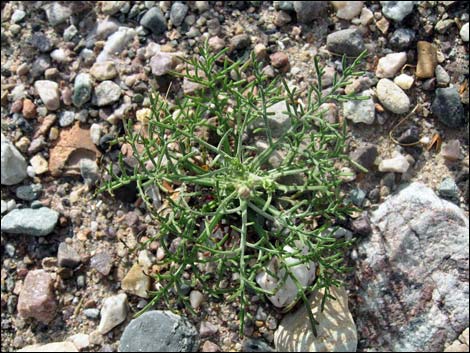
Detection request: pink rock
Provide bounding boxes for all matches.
[441,139,461,161]
[270,52,290,70]
[17,270,57,324]
[201,341,220,352]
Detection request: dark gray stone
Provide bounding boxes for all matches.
[119,311,199,352]
[90,251,113,276]
[293,1,328,24]
[140,7,167,35]
[230,34,251,51]
[170,2,188,26]
[350,213,372,236]
[57,242,81,268]
[1,207,59,236]
[15,184,43,201]
[350,188,367,207]
[432,87,465,128]
[349,143,378,171]
[389,28,415,51]
[398,126,420,144]
[31,33,53,53]
[354,183,469,351]
[326,29,365,57]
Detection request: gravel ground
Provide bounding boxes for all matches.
[1,1,468,352]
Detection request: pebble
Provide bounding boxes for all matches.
[93,81,122,107]
[32,32,52,53]
[389,28,415,51]
[376,52,407,78]
[1,133,28,185]
[202,341,221,352]
[378,151,410,173]
[29,154,48,174]
[460,23,469,42]
[34,80,60,111]
[17,342,78,352]
[83,308,100,320]
[63,25,78,41]
[394,73,414,90]
[22,99,36,119]
[350,188,367,207]
[80,158,99,185]
[170,2,188,26]
[11,9,26,23]
[440,139,461,161]
[90,61,117,81]
[438,177,459,200]
[1,200,7,214]
[72,73,93,108]
[253,43,267,60]
[343,89,375,124]
[67,333,90,351]
[293,1,328,23]
[432,86,465,128]
[326,28,365,56]
[16,63,29,76]
[331,1,363,20]
[270,52,289,70]
[190,290,204,309]
[381,1,414,22]
[150,52,177,76]
[101,1,122,15]
[435,65,450,86]
[416,41,437,79]
[243,338,275,352]
[351,213,372,236]
[200,321,218,337]
[90,123,102,145]
[435,19,455,34]
[15,184,42,201]
[96,27,136,62]
[274,11,292,27]
[230,34,251,51]
[140,7,167,35]
[1,207,59,236]
[121,263,150,298]
[90,251,113,276]
[376,78,410,114]
[57,242,81,268]
[349,143,378,171]
[17,270,57,324]
[59,111,75,127]
[44,2,72,26]
[397,126,420,144]
[119,311,199,352]
[98,293,128,334]
[359,7,374,25]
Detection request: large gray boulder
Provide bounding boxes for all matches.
[354,182,469,351]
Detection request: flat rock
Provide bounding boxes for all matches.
[72,73,93,108]
[1,207,59,236]
[90,251,113,276]
[274,286,357,352]
[121,263,150,298]
[93,80,121,107]
[16,184,42,201]
[170,2,188,26]
[34,80,60,111]
[57,242,81,268]
[48,122,101,177]
[98,293,128,334]
[43,2,72,26]
[17,270,57,324]
[150,52,177,76]
[326,28,365,56]
[343,89,375,124]
[349,143,378,171]
[1,133,28,185]
[96,27,136,63]
[119,310,199,352]
[378,151,410,173]
[376,78,410,114]
[354,182,469,351]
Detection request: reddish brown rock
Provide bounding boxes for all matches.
[17,270,57,324]
[10,99,23,113]
[22,99,37,119]
[270,52,290,72]
[48,122,101,177]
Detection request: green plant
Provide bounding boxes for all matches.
[100,44,368,336]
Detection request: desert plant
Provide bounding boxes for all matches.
[99,43,368,336]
